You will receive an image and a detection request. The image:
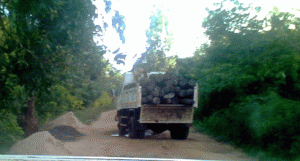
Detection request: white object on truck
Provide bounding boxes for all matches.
[123,72,134,86]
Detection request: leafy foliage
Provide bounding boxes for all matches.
[0,109,24,145]
[94,91,112,108]
[0,0,124,151]
[95,0,126,64]
[135,7,173,72]
[35,85,83,124]
[193,0,300,159]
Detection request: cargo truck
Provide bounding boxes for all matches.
[115,71,198,140]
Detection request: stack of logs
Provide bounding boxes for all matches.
[138,74,195,106]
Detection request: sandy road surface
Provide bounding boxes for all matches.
[65,110,254,160]
[9,110,256,160]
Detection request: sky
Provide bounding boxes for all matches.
[93,0,299,73]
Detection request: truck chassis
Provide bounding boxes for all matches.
[117,107,191,139]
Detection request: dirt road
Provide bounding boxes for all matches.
[9,110,255,160]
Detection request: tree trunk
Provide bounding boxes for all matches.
[24,95,39,137]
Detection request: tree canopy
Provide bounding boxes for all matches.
[0,0,124,144]
[134,7,173,72]
[192,1,300,159]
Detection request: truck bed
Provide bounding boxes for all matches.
[117,84,198,124]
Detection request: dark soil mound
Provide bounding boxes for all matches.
[48,125,85,142]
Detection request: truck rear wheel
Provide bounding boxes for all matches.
[118,122,127,136]
[118,115,128,136]
[128,117,145,139]
[170,124,189,140]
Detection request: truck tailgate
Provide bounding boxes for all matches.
[139,105,194,124]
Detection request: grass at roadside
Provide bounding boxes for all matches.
[0,144,13,154]
[73,99,117,125]
[241,147,291,161]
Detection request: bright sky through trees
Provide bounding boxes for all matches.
[93,0,299,73]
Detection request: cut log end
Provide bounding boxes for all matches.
[139,75,195,105]
[153,97,160,105]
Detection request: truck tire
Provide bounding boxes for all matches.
[119,126,127,136]
[170,124,189,140]
[118,118,127,136]
[128,117,137,139]
[128,117,145,139]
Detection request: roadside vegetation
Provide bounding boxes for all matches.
[189,1,300,160]
[0,0,124,153]
[73,95,117,125]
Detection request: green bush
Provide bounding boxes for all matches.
[36,85,83,124]
[194,63,265,121]
[0,109,24,145]
[195,79,237,120]
[235,92,300,159]
[94,91,112,108]
[256,98,300,159]
[230,92,300,159]
[202,106,253,145]
[74,97,116,125]
[196,88,300,159]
